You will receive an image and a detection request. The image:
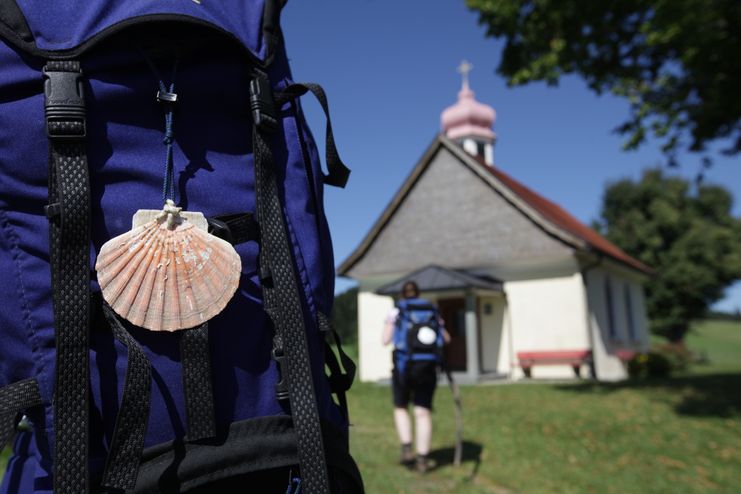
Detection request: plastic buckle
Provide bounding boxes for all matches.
[44,202,61,220]
[249,71,278,132]
[272,347,290,401]
[207,217,234,244]
[43,66,86,139]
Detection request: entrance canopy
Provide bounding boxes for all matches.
[376,264,503,296]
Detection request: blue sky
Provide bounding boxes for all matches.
[281,1,741,312]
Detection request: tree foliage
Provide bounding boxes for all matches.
[467,0,741,161]
[331,286,358,344]
[595,169,741,341]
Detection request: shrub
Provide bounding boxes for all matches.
[645,351,673,378]
[627,350,674,379]
[627,353,649,379]
[654,343,692,372]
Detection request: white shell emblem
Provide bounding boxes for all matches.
[417,326,437,345]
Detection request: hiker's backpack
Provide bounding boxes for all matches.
[392,299,445,375]
[0,1,362,493]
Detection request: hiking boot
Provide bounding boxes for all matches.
[415,454,431,474]
[399,443,414,466]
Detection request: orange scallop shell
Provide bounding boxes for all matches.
[95,214,241,331]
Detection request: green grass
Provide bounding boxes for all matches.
[350,319,741,493]
[2,321,739,492]
[684,319,741,374]
[349,377,741,493]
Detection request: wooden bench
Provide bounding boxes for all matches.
[517,350,593,378]
[614,349,637,362]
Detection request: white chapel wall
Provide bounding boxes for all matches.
[478,294,511,374]
[357,288,395,382]
[505,266,590,379]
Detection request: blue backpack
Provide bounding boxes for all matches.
[0,1,361,493]
[392,299,445,376]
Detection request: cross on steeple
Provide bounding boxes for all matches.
[457,60,473,89]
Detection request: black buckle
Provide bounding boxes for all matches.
[249,71,278,132]
[43,65,86,139]
[44,202,61,220]
[272,347,290,401]
[207,217,234,244]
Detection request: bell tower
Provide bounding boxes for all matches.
[440,61,496,165]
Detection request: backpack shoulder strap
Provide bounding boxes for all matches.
[250,69,331,494]
[44,60,92,494]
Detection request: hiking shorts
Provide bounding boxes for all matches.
[392,360,438,410]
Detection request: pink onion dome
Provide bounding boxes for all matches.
[441,80,496,140]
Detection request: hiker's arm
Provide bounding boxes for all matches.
[382,319,393,346]
[439,315,451,344]
[382,308,398,346]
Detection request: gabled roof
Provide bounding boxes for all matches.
[478,157,652,274]
[376,265,504,296]
[338,135,652,277]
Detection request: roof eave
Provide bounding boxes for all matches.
[337,136,445,277]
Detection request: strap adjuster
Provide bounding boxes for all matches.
[272,347,290,401]
[207,217,234,244]
[207,213,260,246]
[156,90,178,104]
[249,71,278,132]
[44,202,61,219]
[43,65,86,139]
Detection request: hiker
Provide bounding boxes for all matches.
[383,281,450,473]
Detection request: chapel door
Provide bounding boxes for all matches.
[437,297,467,371]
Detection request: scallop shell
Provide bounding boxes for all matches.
[95,203,242,331]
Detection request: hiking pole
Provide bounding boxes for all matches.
[443,366,463,467]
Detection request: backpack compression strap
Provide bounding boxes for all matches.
[318,312,356,425]
[250,71,331,494]
[0,379,42,451]
[180,322,216,441]
[276,83,350,188]
[43,60,91,494]
[100,304,152,490]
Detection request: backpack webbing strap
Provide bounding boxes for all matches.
[43,60,91,494]
[276,83,350,188]
[323,341,350,422]
[250,71,330,494]
[181,323,216,441]
[0,379,42,451]
[100,304,152,490]
[318,313,356,423]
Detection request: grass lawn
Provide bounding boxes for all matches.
[683,319,741,374]
[2,319,739,492]
[351,319,741,493]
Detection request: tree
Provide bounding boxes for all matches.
[331,287,358,344]
[594,169,741,342]
[467,0,741,162]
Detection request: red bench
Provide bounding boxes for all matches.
[517,350,593,378]
[614,349,637,362]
